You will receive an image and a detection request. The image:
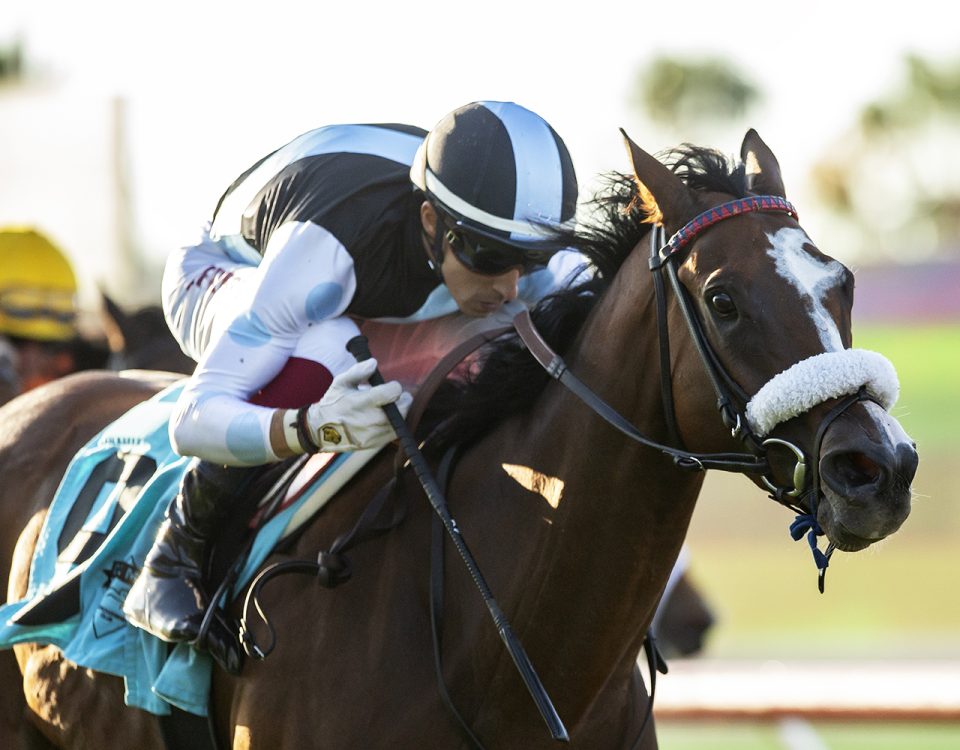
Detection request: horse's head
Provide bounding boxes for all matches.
[623,129,918,555]
[100,292,195,375]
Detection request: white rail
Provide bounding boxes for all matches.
[653,658,960,720]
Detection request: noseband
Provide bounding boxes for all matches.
[518,195,899,591]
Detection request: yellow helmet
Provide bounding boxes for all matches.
[0,227,79,342]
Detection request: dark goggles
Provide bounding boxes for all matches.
[443,227,556,276]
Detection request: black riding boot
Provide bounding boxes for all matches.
[124,461,254,669]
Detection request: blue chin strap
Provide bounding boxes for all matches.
[777,387,872,594]
[789,513,835,594]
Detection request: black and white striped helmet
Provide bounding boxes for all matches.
[410,101,578,250]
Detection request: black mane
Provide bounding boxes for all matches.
[422,144,749,450]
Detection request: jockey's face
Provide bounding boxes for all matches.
[0,336,76,395]
[441,243,521,317]
[420,201,521,317]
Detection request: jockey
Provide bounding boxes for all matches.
[123,101,586,660]
[0,227,109,400]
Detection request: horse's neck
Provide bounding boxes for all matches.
[488,247,705,718]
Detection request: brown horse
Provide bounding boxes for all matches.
[1,129,917,749]
[100,293,196,375]
[0,298,191,748]
[649,549,714,659]
[0,373,175,749]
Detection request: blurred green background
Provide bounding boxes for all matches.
[659,322,960,748]
[683,322,959,660]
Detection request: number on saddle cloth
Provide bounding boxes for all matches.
[8,385,187,628]
[10,450,159,627]
[57,453,157,574]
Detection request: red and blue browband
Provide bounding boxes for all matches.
[651,195,799,268]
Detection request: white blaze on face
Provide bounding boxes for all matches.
[766,228,845,352]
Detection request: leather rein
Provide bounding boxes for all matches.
[516,196,805,491]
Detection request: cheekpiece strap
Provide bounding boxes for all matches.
[650,195,798,269]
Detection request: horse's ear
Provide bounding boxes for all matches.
[620,128,696,229]
[99,290,127,353]
[740,129,786,198]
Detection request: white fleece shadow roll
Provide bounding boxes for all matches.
[745,349,900,437]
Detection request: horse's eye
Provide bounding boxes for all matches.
[708,291,737,318]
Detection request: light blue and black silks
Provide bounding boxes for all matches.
[0,382,352,717]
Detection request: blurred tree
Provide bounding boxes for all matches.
[811,54,960,261]
[0,38,23,83]
[630,56,761,143]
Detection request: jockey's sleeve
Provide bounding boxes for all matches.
[170,221,358,466]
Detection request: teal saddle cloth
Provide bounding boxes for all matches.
[0,382,349,717]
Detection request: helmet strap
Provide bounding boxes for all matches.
[422,203,446,282]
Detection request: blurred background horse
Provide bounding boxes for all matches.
[98,293,195,376]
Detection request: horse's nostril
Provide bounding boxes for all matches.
[897,443,919,485]
[828,451,884,489]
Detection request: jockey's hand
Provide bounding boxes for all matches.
[301,359,412,452]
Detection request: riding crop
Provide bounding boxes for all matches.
[346,335,569,743]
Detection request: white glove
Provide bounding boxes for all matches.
[297,359,412,452]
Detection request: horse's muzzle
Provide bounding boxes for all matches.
[817,401,917,547]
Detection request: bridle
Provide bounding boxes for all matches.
[647,195,811,496]
[522,197,803,479]
[647,195,892,587]
[517,194,883,589]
